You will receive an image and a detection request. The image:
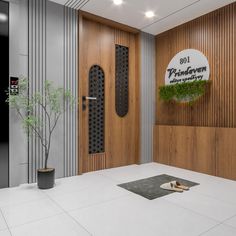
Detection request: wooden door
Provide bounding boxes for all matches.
[78,17,140,174]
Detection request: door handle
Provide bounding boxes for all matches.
[84,96,97,100]
[82,96,97,111]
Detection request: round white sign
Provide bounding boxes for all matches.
[165,49,210,85]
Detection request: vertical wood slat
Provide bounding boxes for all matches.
[85,153,106,173]
[156,3,236,128]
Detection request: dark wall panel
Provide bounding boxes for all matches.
[115,44,129,117]
[0,0,9,188]
[88,65,105,154]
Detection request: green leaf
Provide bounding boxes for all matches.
[159,80,210,105]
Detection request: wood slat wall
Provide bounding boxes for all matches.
[156,3,236,127]
[86,153,106,172]
[154,3,236,181]
[154,125,236,180]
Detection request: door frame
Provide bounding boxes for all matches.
[78,11,141,174]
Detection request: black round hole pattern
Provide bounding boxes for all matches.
[88,65,105,154]
[115,44,129,117]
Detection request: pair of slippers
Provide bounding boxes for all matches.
[160,181,189,193]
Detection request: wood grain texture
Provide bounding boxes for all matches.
[154,3,236,181]
[216,128,236,180]
[156,3,236,127]
[78,16,140,173]
[79,10,140,34]
[154,125,236,180]
[86,153,106,172]
[169,126,195,171]
[106,29,140,168]
[194,127,216,176]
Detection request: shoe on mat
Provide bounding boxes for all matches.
[170,181,189,190]
[160,182,183,192]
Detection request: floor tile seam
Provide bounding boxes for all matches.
[95,173,124,183]
[97,173,160,184]
[150,164,226,178]
[222,214,236,229]
[44,181,120,199]
[65,194,132,214]
[49,181,231,224]
[5,211,64,230]
[165,189,236,208]
[14,188,49,197]
[5,229,12,236]
[0,208,13,236]
[0,196,49,210]
[63,211,94,236]
[197,222,224,236]
[66,195,221,236]
[65,193,132,212]
[190,190,236,206]
[92,172,121,183]
[46,192,94,236]
[154,164,236,184]
[221,223,236,230]
[162,198,222,223]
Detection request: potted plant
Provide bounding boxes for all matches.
[7,78,75,189]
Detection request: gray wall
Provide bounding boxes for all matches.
[8,0,155,186]
[63,5,78,177]
[9,0,29,187]
[8,0,78,186]
[140,32,156,164]
[28,0,78,183]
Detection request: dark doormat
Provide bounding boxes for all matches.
[118,174,199,200]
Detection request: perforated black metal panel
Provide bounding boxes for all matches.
[88,65,105,154]
[115,44,129,117]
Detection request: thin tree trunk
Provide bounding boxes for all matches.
[45,150,49,169]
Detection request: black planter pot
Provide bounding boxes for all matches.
[37,168,55,189]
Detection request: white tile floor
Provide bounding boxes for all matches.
[0,163,236,236]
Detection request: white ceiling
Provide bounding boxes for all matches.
[50,0,235,35]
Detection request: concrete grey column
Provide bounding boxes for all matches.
[9,0,29,187]
[140,32,156,164]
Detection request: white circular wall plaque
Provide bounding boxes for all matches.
[165,49,210,85]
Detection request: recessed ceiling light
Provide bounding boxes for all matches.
[113,0,123,5]
[0,13,7,22]
[145,11,155,18]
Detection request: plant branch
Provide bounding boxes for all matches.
[15,106,47,150]
[8,78,75,170]
[44,112,61,169]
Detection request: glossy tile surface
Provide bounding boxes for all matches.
[200,224,236,236]
[0,211,7,231]
[0,230,11,236]
[0,163,235,236]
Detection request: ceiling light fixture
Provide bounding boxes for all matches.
[113,0,123,6]
[145,11,155,18]
[0,13,8,22]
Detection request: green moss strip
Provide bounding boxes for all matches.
[159,80,210,104]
